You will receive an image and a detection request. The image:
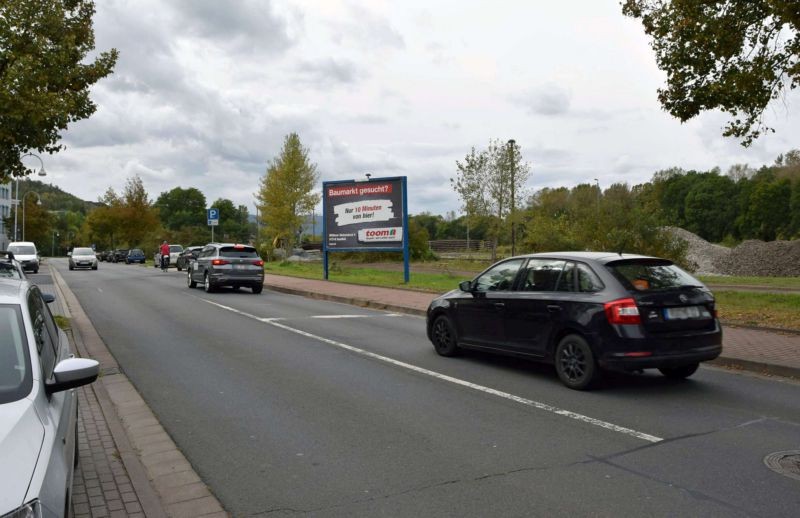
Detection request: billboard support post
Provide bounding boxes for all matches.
[322,175,409,283]
[322,191,329,280]
[401,176,409,283]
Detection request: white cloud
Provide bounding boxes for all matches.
[39,0,800,220]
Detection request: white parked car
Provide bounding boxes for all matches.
[0,278,99,517]
[7,241,39,274]
[68,247,98,271]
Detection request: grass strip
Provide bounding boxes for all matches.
[264,261,470,292]
[699,275,800,289]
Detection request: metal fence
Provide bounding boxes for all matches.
[428,239,494,259]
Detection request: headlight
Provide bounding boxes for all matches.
[1,500,42,518]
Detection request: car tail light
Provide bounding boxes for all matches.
[604,298,641,325]
[211,259,229,266]
[252,260,264,267]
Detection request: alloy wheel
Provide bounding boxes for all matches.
[559,342,587,382]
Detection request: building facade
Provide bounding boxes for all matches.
[0,180,13,249]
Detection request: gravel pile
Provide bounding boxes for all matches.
[714,239,800,277]
[667,227,731,276]
[667,227,800,277]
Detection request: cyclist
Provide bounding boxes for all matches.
[159,240,170,271]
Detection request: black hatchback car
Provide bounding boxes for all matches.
[427,252,722,390]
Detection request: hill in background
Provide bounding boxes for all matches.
[13,178,101,214]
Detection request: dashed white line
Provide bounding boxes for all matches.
[201,298,663,443]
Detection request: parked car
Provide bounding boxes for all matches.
[426,252,723,390]
[0,251,26,279]
[125,248,146,264]
[153,244,184,269]
[0,278,100,517]
[96,250,111,262]
[175,246,203,271]
[7,241,39,273]
[68,247,98,271]
[111,249,129,263]
[187,243,264,293]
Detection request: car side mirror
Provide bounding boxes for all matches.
[46,358,100,394]
[459,280,472,292]
[42,293,55,304]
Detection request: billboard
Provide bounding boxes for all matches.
[323,177,406,250]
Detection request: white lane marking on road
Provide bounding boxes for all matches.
[202,299,663,443]
[311,314,371,319]
[310,314,402,319]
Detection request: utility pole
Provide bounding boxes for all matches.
[508,139,516,257]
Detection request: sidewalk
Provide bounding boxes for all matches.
[264,274,800,380]
[48,266,227,518]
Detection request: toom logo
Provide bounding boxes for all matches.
[357,227,403,243]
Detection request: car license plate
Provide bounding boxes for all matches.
[233,264,248,270]
[664,306,709,320]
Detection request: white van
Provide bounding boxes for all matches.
[7,242,39,273]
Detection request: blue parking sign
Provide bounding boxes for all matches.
[207,208,219,226]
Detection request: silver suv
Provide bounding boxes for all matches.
[0,279,99,517]
[187,243,265,294]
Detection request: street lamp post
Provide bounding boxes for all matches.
[507,139,516,257]
[22,191,41,241]
[13,153,47,241]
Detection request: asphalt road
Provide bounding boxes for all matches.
[49,259,800,517]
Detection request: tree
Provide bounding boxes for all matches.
[452,146,490,223]
[0,0,118,179]
[622,1,799,146]
[683,173,738,242]
[256,133,320,258]
[452,139,531,258]
[155,187,206,231]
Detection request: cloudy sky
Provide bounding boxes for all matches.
[34,0,800,216]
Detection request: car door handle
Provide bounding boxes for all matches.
[493,302,505,309]
[547,305,562,312]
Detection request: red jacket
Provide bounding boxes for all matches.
[160,243,170,256]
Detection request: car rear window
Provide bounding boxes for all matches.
[73,248,94,255]
[8,245,35,255]
[0,305,32,404]
[606,259,703,292]
[219,246,259,258]
[169,245,183,253]
[130,249,143,254]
